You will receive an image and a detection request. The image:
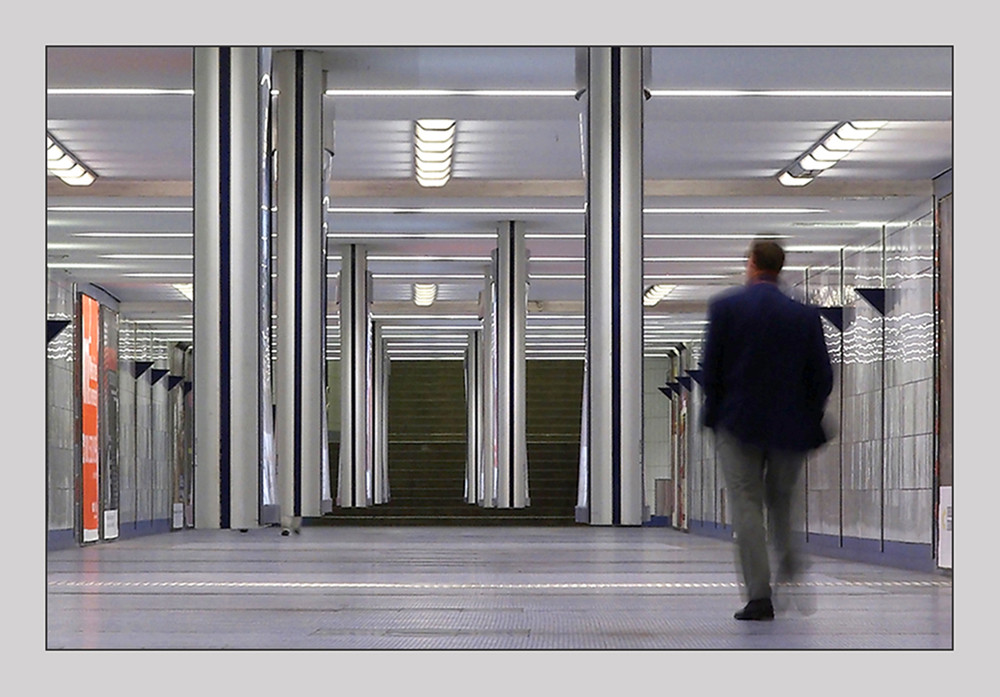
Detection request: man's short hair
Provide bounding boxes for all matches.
[750,239,785,274]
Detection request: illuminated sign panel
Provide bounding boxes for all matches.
[81,294,100,542]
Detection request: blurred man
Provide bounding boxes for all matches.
[701,239,833,620]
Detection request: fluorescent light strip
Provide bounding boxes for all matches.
[645,207,823,214]
[102,254,193,260]
[645,257,745,262]
[47,263,120,269]
[124,273,193,278]
[48,206,193,212]
[648,89,950,98]
[328,233,497,240]
[326,88,577,97]
[329,206,582,215]
[47,88,195,95]
[129,319,193,324]
[373,273,484,280]
[369,255,492,262]
[75,232,193,238]
[321,88,949,99]
[387,348,467,354]
[372,314,480,321]
[645,233,790,240]
[381,326,474,333]
[645,274,730,280]
[47,132,97,186]
[329,206,822,215]
[382,334,470,340]
[412,283,438,307]
[526,315,583,320]
[780,120,889,187]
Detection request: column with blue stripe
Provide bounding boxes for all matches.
[583,47,646,526]
[193,47,264,530]
[274,50,327,526]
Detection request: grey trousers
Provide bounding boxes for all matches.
[716,428,807,602]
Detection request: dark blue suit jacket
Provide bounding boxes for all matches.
[700,279,833,452]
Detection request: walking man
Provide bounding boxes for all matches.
[701,239,833,620]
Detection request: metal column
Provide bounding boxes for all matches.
[479,274,497,507]
[274,49,326,524]
[493,221,530,508]
[337,245,373,507]
[583,47,645,526]
[372,321,390,505]
[465,329,482,504]
[193,47,263,530]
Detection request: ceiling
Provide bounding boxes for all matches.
[45,46,953,361]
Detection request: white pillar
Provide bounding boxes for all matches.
[193,47,264,530]
[583,47,645,526]
[372,321,390,505]
[494,221,530,508]
[480,274,497,507]
[337,245,373,506]
[465,329,482,504]
[274,49,326,524]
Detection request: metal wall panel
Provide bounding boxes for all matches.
[882,208,935,544]
[134,370,152,523]
[117,351,136,526]
[151,373,170,523]
[47,316,75,532]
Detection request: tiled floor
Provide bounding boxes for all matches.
[46,526,952,650]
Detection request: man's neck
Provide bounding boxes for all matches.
[748,271,779,285]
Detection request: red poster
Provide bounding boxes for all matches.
[81,295,100,542]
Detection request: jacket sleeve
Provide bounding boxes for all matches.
[700,300,724,429]
[805,308,834,413]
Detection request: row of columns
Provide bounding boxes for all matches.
[192,47,647,528]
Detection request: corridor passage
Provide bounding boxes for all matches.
[46,526,952,650]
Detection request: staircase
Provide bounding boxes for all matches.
[314,359,583,526]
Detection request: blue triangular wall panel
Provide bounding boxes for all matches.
[818,306,844,332]
[856,288,887,315]
[47,319,71,343]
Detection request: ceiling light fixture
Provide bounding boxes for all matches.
[327,89,576,98]
[778,120,888,187]
[412,283,439,307]
[173,284,194,301]
[414,119,456,188]
[648,89,949,98]
[47,88,195,96]
[643,284,677,307]
[47,132,97,186]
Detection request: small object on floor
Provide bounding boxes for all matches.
[734,597,774,621]
[281,529,290,536]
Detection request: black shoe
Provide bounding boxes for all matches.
[734,598,774,621]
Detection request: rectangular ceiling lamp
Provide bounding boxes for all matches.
[414,119,455,188]
[412,283,438,306]
[778,120,887,187]
[47,131,97,186]
[643,284,677,306]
